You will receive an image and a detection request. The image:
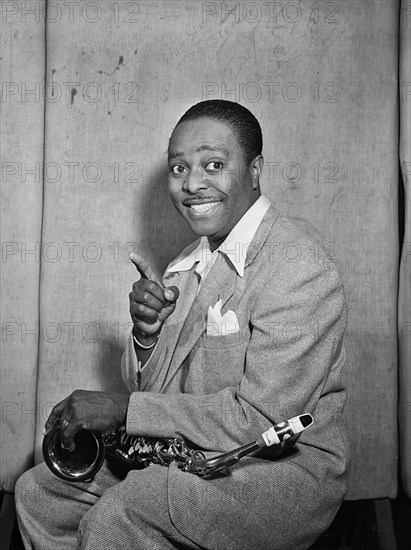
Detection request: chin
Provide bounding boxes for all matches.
[186,220,218,237]
[188,225,213,237]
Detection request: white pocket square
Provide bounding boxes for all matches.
[206,299,239,336]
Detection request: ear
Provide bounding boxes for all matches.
[249,155,264,190]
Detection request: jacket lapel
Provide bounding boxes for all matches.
[243,205,279,268]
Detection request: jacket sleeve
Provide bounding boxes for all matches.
[125,251,348,454]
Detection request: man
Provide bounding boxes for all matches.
[16,100,349,550]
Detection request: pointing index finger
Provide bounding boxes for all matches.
[129,252,164,289]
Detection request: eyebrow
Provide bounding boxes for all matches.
[168,145,229,161]
[196,145,229,156]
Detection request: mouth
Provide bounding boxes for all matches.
[184,200,222,217]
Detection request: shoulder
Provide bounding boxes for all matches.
[259,208,340,269]
[251,209,345,300]
[248,212,347,329]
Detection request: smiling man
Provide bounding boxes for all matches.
[16,100,349,550]
[167,112,263,250]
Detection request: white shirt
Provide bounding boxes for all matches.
[165,194,271,289]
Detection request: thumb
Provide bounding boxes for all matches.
[158,286,179,323]
[163,286,179,303]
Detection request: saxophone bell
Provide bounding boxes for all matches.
[42,423,105,482]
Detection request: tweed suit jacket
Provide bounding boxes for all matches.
[121,205,349,550]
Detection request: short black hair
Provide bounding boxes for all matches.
[173,100,263,165]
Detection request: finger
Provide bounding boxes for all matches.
[139,291,165,313]
[131,282,166,308]
[45,396,69,434]
[58,399,74,448]
[163,285,179,303]
[130,302,160,323]
[129,253,164,288]
[60,419,78,452]
[59,418,74,451]
[157,287,180,323]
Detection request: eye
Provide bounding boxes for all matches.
[170,164,187,175]
[205,161,224,173]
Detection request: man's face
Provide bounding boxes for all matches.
[167,118,261,248]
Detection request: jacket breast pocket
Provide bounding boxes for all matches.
[183,326,250,393]
[195,325,251,350]
[186,338,248,393]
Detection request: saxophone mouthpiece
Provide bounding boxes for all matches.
[261,414,314,447]
[299,413,313,428]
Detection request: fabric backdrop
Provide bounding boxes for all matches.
[0,0,46,493]
[1,0,409,501]
[399,0,411,499]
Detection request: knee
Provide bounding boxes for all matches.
[15,469,37,514]
[15,464,48,511]
[79,486,123,531]
[78,487,127,547]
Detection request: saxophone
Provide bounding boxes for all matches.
[43,414,313,482]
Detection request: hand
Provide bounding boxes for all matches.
[44,390,130,451]
[129,252,179,341]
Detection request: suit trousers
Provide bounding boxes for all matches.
[15,461,203,550]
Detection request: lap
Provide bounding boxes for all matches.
[15,460,173,520]
[78,465,181,544]
[16,461,202,550]
[16,459,120,508]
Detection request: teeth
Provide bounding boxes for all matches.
[188,201,220,212]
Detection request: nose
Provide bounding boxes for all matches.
[183,168,208,194]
